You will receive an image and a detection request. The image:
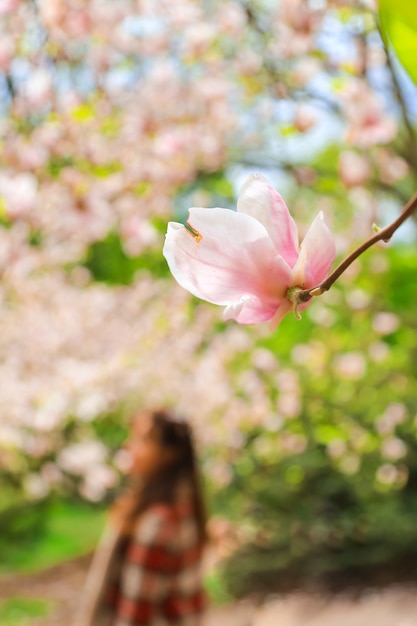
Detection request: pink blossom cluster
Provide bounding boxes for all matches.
[0,0,413,501]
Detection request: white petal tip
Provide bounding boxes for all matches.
[223,300,244,321]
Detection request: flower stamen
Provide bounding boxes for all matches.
[185,221,203,243]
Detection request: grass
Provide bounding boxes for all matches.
[0,499,105,575]
[205,570,233,606]
[0,597,53,626]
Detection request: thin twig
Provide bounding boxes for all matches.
[298,189,417,303]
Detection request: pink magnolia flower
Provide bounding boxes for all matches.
[163,174,335,329]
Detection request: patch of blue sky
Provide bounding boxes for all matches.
[35,57,94,101]
[121,14,167,39]
[103,64,142,93]
[317,11,360,67]
[0,75,12,113]
[9,56,32,89]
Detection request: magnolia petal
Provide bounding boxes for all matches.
[298,212,336,288]
[223,294,283,324]
[237,174,299,267]
[163,207,292,310]
[268,299,293,331]
[290,244,308,289]
[223,300,244,321]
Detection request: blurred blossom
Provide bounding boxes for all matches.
[376,463,399,485]
[32,391,69,431]
[339,454,360,475]
[0,35,14,69]
[69,266,91,287]
[277,393,301,420]
[350,427,370,453]
[0,172,38,218]
[327,438,347,459]
[120,217,159,257]
[57,441,107,475]
[376,403,407,434]
[369,254,390,274]
[114,448,132,474]
[293,167,316,186]
[345,288,371,310]
[23,69,53,108]
[236,49,263,75]
[291,343,311,365]
[253,436,274,460]
[381,437,407,460]
[0,0,19,14]
[10,138,50,170]
[40,0,66,30]
[293,105,317,132]
[205,459,232,487]
[271,0,322,58]
[280,432,307,454]
[276,369,299,392]
[76,392,109,422]
[291,340,327,372]
[372,312,400,335]
[41,462,63,486]
[229,429,245,449]
[307,302,336,327]
[291,57,321,86]
[225,328,252,352]
[252,348,277,372]
[23,434,54,458]
[81,464,118,501]
[334,352,366,380]
[182,23,216,58]
[0,425,22,447]
[264,413,284,432]
[374,149,409,184]
[216,2,247,37]
[339,151,371,188]
[348,188,378,237]
[340,79,397,148]
[24,473,49,500]
[368,341,390,362]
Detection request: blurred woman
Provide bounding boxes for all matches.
[78,408,208,626]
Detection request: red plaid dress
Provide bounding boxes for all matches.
[106,500,206,626]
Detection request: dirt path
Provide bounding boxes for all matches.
[2,557,417,626]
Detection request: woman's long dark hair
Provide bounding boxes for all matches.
[114,408,207,545]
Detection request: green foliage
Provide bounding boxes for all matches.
[84,232,169,284]
[217,246,417,596]
[0,499,104,574]
[47,155,75,178]
[378,0,417,84]
[0,499,49,570]
[204,570,234,606]
[174,171,235,222]
[91,412,129,452]
[0,597,52,626]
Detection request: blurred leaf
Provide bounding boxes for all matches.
[0,499,104,574]
[378,0,417,84]
[47,155,75,178]
[70,102,96,123]
[84,232,169,284]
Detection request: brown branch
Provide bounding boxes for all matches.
[298,189,417,304]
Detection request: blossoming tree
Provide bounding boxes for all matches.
[1,0,417,590]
